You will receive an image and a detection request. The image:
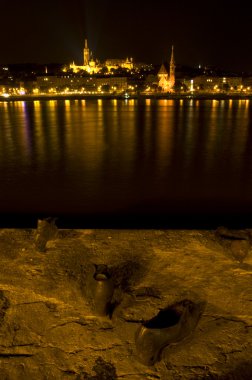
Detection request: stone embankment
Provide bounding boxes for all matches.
[0,228,251,379]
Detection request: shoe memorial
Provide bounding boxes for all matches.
[86,264,114,317]
[135,298,206,366]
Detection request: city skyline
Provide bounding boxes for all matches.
[0,0,251,72]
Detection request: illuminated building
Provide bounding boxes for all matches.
[158,46,176,92]
[95,77,128,91]
[183,75,242,91]
[66,39,100,74]
[105,58,134,72]
[65,38,134,75]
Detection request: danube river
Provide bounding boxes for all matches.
[0,98,251,227]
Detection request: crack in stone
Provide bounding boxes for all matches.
[41,361,77,374]
[14,301,49,306]
[118,374,159,379]
[69,349,84,355]
[123,319,143,323]
[204,314,251,326]
[0,352,34,357]
[11,343,40,348]
[226,349,243,355]
[47,319,89,330]
[85,344,122,352]
[169,364,210,370]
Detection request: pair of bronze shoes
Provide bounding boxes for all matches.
[135,299,206,366]
[86,265,206,366]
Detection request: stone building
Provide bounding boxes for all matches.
[65,38,134,75]
[68,39,100,74]
[158,46,175,92]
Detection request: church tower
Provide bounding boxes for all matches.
[158,63,169,92]
[83,39,90,66]
[169,45,175,88]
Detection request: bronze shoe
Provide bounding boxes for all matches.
[135,299,206,366]
[86,264,114,316]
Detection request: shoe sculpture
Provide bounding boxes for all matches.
[135,299,206,366]
[86,264,114,317]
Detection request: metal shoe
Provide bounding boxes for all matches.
[135,299,206,366]
[86,264,114,316]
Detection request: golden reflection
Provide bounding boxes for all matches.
[65,99,71,109]
[49,100,57,110]
[33,99,44,161]
[81,100,86,107]
[113,99,117,107]
[65,100,104,175]
[155,100,174,169]
[98,99,102,109]
[18,102,33,161]
[145,99,151,106]
[159,99,174,107]
[204,100,220,171]
[179,99,183,106]
[34,100,40,108]
[183,99,195,170]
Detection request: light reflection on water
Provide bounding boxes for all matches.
[0,98,251,217]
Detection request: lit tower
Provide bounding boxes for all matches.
[158,63,169,92]
[169,45,175,88]
[83,39,90,66]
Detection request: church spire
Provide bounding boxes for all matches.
[170,45,175,66]
[169,45,175,89]
[84,38,90,66]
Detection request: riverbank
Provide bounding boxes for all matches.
[0,228,251,379]
[1,92,252,102]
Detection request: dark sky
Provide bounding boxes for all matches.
[0,0,251,72]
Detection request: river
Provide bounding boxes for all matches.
[0,98,251,227]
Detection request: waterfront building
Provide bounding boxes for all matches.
[183,75,243,91]
[36,75,129,93]
[158,46,176,92]
[95,77,128,92]
[36,75,96,92]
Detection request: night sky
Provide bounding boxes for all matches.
[1,0,251,72]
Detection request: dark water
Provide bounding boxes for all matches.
[0,98,252,227]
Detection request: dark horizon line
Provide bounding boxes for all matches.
[0,213,252,230]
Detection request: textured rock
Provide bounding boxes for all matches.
[0,229,251,379]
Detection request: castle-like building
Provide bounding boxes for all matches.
[68,39,134,74]
[158,46,175,92]
[69,39,100,74]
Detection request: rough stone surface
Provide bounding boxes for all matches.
[0,228,251,379]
